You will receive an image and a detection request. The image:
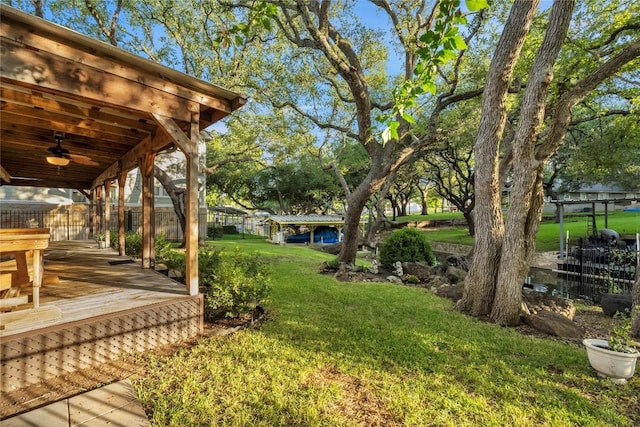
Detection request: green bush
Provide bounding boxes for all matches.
[325,257,340,269]
[379,227,435,268]
[200,248,271,318]
[109,232,176,261]
[155,234,185,273]
[207,225,224,239]
[222,225,239,234]
[109,232,143,258]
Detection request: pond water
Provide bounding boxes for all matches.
[435,252,592,301]
[526,266,576,299]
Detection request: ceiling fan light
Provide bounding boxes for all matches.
[46,155,70,166]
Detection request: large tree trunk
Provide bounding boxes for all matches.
[461,1,638,325]
[491,167,547,324]
[457,0,540,317]
[363,176,394,248]
[490,0,575,325]
[154,166,187,245]
[339,185,372,264]
[463,211,475,236]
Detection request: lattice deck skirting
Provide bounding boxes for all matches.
[0,295,203,393]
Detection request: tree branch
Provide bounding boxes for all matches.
[537,39,640,161]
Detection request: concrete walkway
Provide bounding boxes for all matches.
[1,380,149,427]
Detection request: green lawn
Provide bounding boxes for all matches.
[134,240,638,426]
[399,210,640,251]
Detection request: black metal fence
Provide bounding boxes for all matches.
[0,210,91,241]
[0,209,267,242]
[557,236,638,302]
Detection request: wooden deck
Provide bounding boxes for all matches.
[0,241,202,393]
[1,240,189,336]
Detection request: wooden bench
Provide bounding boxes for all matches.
[0,228,50,327]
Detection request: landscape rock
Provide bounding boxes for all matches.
[435,283,464,302]
[318,243,342,255]
[445,266,467,284]
[522,291,575,320]
[386,275,403,285]
[522,310,585,338]
[393,262,404,276]
[445,255,470,271]
[428,275,451,288]
[600,294,632,317]
[402,262,435,281]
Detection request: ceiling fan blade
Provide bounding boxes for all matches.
[10,176,44,181]
[69,154,99,166]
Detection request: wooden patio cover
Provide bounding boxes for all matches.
[0,5,246,295]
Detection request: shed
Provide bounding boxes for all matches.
[265,215,365,244]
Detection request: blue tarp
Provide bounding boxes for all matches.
[285,226,339,243]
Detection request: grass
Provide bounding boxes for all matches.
[133,239,639,426]
[398,210,640,252]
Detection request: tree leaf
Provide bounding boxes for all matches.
[452,35,467,50]
[465,0,489,11]
[401,112,416,124]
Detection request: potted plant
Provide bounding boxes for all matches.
[95,232,107,249]
[583,314,639,384]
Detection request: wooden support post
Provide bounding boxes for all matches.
[152,111,200,295]
[118,169,127,256]
[140,152,156,269]
[95,186,103,235]
[185,112,200,296]
[104,180,112,248]
[89,189,95,236]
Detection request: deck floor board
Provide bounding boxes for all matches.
[1,241,188,337]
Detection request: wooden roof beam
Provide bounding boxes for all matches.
[1,16,237,115]
[1,86,157,132]
[1,39,214,123]
[91,130,172,189]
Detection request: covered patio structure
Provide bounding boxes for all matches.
[266,215,366,244]
[0,4,244,392]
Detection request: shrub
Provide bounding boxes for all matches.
[109,232,177,261]
[326,257,341,269]
[110,232,144,258]
[379,227,435,268]
[404,274,420,284]
[200,248,271,318]
[156,234,185,273]
[207,225,224,239]
[222,225,239,234]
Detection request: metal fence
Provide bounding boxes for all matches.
[557,236,638,302]
[0,209,267,242]
[0,210,91,241]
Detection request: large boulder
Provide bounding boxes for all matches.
[600,294,632,317]
[386,275,403,285]
[445,255,470,271]
[522,310,585,338]
[318,243,342,255]
[435,283,464,302]
[445,266,467,284]
[402,262,436,281]
[428,275,451,288]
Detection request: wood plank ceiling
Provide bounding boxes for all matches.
[0,5,245,191]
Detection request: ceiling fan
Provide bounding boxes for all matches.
[47,134,98,167]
